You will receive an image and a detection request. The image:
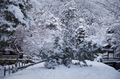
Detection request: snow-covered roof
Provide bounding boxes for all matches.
[5,48,14,52]
[75,26,85,32]
[102,43,109,47]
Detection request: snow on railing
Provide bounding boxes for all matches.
[3,60,27,76]
[3,59,45,76]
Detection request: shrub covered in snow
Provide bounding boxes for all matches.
[44,59,57,69]
[44,53,72,69]
[95,56,103,62]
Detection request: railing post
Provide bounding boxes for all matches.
[12,65,14,73]
[22,62,23,66]
[9,66,10,75]
[15,63,18,71]
[19,62,20,67]
[21,62,23,70]
[4,67,6,76]
[24,60,25,65]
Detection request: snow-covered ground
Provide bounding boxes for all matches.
[1,60,120,79]
[0,65,4,79]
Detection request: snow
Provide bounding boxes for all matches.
[0,34,8,42]
[75,26,85,32]
[8,5,25,25]
[0,65,4,78]
[31,0,41,6]
[94,56,103,62]
[2,60,120,79]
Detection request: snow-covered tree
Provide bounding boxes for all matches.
[74,41,105,66]
[44,36,72,69]
[53,37,62,53]
[35,0,119,47]
[7,26,25,53]
[74,0,117,45]
[19,3,63,56]
[106,22,120,57]
[0,0,33,52]
[44,37,61,69]
[74,26,86,48]
[60,0,79,47]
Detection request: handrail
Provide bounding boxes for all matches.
[103,57,120,59]
[103,57,120,61]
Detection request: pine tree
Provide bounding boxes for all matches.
[106,22,120,57]
[44,37,72,69]
[74,40,105,66]
[74,26,86,48]
[0,0,33,52]
[44,37,61,69]
[53,37,61,53]
[61,0,78,47]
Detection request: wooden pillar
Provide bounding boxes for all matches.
[15,63,18,71]
[107,51,109,60]
[9,66,10,75]
[19,62,20,67]
[12,65,14,73]
[4,67,6,76]
[15,63,17,67]
[22,62,23,66]
[113,50,114,57]
[24,60,25,66]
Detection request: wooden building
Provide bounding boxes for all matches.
[103,44,115,58]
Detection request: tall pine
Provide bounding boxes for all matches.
[0,0,32,52]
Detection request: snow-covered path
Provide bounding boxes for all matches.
[2,61,120,79]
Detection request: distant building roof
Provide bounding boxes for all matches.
[5,48,14,52]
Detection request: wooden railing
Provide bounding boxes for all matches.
[103,57,120,60]
[4,61,26,76]
[3,60,45,76]
[0,58,31,65]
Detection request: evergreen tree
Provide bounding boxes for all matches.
[44,37,72,69]
[106,22,120,57]
[0,0,33,52]
[53,37,61,53]
[74,41,105,66]
[61,0,78,47]
[44,37,62,69]
[62,46,72,68]
[74,26,86,48]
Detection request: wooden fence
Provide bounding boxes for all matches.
[3,60,45,76]
[4,61,26,76]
